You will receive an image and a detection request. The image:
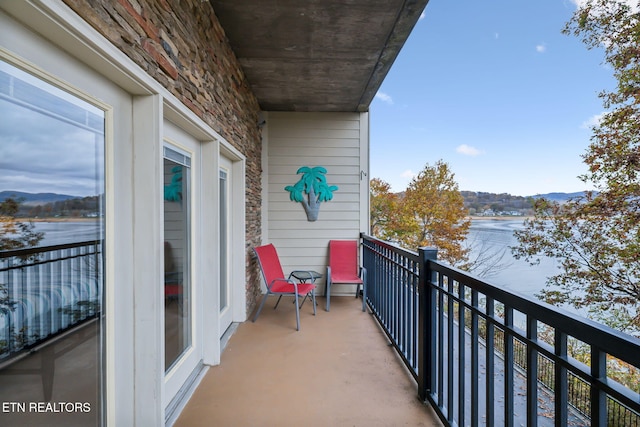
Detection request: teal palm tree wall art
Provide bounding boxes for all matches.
[164,165,183,202]
[285,166,338,221]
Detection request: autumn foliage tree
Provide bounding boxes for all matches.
[0,198,43,251]
[513,0,640,336]
[401,161,470,266]
[371,161,470,267]
[370,178,401,241]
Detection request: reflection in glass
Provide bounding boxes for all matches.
[0,60,105,426]
[163,147,191,371]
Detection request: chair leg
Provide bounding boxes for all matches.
[325,267,331,312]
[274,294,283,310]
[253,292,270,322]
[311,290,317,316]
[325,281,331,312]
[294,292,300,331]
[298,293,308,308]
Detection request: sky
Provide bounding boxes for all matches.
[1,1,624,199]
[0,61,105,197]
[370,0,620,197]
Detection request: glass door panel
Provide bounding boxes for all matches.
[163,146,191,371]
[0,60,105,426]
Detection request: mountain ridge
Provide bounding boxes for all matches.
[1,190,591,203]
[0,191,78,205]
[529,191,590,201]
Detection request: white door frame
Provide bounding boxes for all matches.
[162,122,203,410]
[219,146,246,342]
[218,155,233,336]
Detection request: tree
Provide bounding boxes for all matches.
[370,178,401,240]
[0,198,44,251]
[513,0,640,336]
[393,161,471,267]
[1,197,45,353]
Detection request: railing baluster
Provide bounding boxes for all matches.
[413,257,419,371]
[447,274,454,424]
[505,307,514,427]
[527,316,538,427]
[591,347,607,426]
[471,289,479,427]
[486,297,495,426]
[458,281,466,426]
[394,251,400,347]
[438,272,444,407]
[555,331,568,427]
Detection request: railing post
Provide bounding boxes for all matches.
[418,247,437,401]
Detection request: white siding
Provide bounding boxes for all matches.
[264,112,369,295]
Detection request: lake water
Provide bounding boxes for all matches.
[466,219,558,298]
[465,219,592,319]
[29,220,569,302]
[25,219,589,320]
[33,220,102,246]
[33,219,555,296]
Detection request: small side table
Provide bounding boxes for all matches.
[290,270,322,283]
[290,270,323,307]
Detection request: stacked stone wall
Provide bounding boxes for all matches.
[62,0,263,314]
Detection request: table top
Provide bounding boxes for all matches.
[290,270,323,281]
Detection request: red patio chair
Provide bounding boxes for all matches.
[253,244,317,331]
[164,241,182,304]
[326,240,367,312]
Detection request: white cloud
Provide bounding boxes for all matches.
[581,112,606,129]
[536,44,546,53]
[401,169,417,180]
[456,144,483,156]
[419,11,426,20]
[375,91,394,105]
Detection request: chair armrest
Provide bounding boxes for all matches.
[267,277,295,290]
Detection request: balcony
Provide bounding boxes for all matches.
[174,295,443,426]
[177,235,640,427]
[2,236,639,426]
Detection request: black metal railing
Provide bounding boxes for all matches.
[361,233,640,427]
[0,240,102,360]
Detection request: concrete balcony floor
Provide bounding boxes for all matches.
[175,296,443,427]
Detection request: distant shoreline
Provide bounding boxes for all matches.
[468,216,532,221]
[21,217,99,223]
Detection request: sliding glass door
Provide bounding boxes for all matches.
[162,121,204,410]
[0,59,105,426]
